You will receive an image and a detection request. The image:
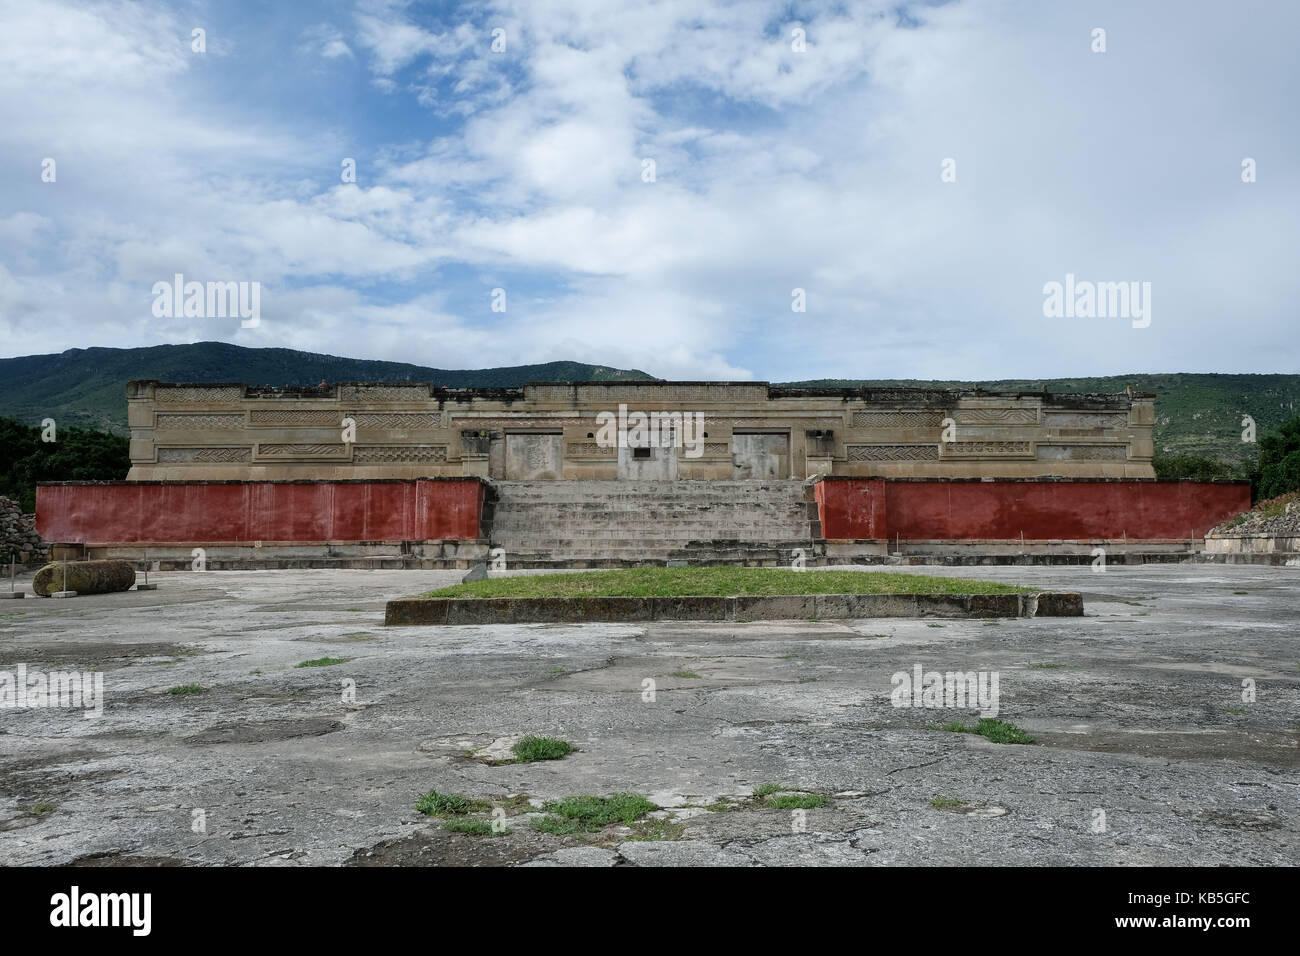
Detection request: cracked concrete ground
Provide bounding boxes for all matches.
[0,564,1295,866]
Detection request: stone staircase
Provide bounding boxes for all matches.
[485,480,822,568]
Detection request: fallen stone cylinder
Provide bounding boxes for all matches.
[32,560,136,597]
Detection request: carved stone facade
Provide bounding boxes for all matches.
[126,380,1156,480]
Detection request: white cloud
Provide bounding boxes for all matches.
[0,0,1296,383]
[301,24,354,60]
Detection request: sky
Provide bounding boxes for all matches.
[0,0,1295,382]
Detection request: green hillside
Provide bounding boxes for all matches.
[783,374,1300,469]
[0,343,656,434]
[1,345,1293,468]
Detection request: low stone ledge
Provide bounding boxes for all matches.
[384,591,1083,626]
[1025,591,1085,616]
[1204,534,1300,555]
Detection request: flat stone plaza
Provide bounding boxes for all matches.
[1,565,1295,867]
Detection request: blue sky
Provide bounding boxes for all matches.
[0,0,1296,380]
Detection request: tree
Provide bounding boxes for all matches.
[0,418,130,511]
[1151,453,1236,481]
[1256,414,1300,500]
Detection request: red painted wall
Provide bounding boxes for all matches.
[817,479,1251,541]
[36,479,485,544]
[38,477,1251,546]
[815,478,886,540]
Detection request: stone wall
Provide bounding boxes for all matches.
[0,495,48,567]
[125,380,1155,481]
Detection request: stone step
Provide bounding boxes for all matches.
[490,503,806,510]
[484,479,813,565]
[499,562,803,570]
[491,509,806,515]
[500,549,811,557]
[491,517,811,529]
[488,528,806,541]
[490,489,806,502]
[492,502,804,509]
[491,522,808,532]
[492,536,815,547]
[490,480,804,489]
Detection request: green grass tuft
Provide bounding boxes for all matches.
[512,736,573,763]
[704,800,740,812]
[441,818,502,836]
[625,818,685,841]
[296,657,349,668]
[766,792,829,809]
[530,793,658,833]
[414,790,491,816]
[167,684,206,696]
[931,796,967,809]
[937,717,1035,745]
[669,670,701,679]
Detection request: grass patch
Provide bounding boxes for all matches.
[22,800,58,817]
[1225,706,1247,715]
[625,818,686,841]
[422,566,1031,599]
[167,684,206,696]
[295,657,349,668]
[1027,662,1068,670]
[414,789,492,817]
[931,796,967,809]
[529,814,586,835]
[530,793,658,833]
[512,736,572,763]
[490,794,535,812]
[248,668,261,676]
[669,670,701,679]
[441,819,503,836]
[936,718,1035,745]
[766,792,829,810]
[1232,591,1248,595]
[752,783,783,798]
